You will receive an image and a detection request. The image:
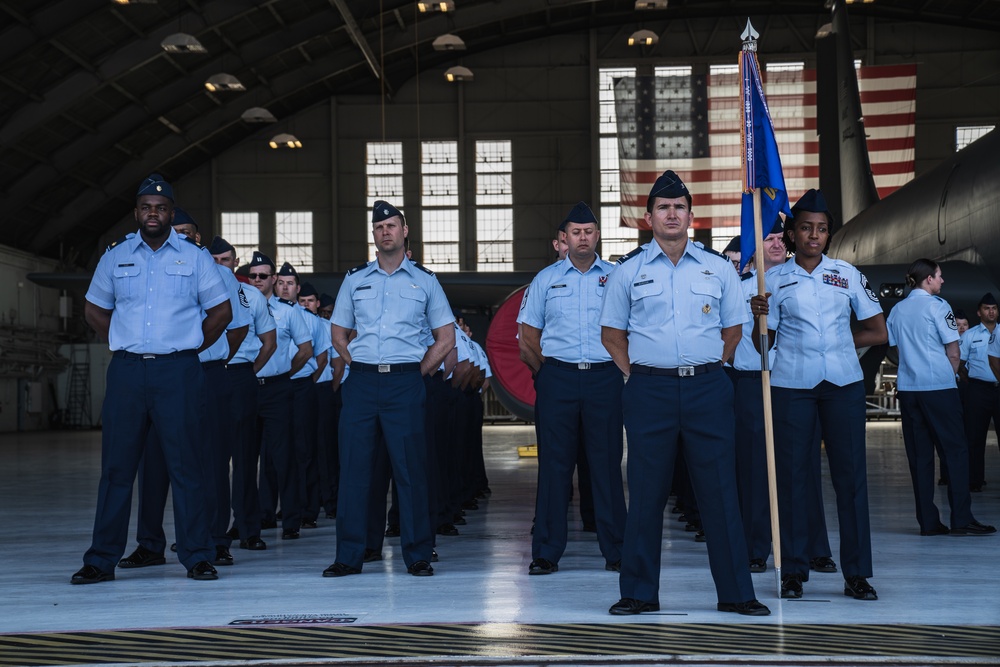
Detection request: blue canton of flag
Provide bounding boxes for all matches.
[739,50,791,271]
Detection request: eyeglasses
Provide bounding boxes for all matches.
[249,273,272,280]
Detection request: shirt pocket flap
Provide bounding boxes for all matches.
[630,279,663,300]
[113,265,141,278]
[690,281,722,299]
[400,287,427,303]
[353,286,377,300]
[164,264,193,277]
[546,284,575,299]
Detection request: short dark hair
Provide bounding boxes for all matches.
[905,258,939,288]
[646,193,692,213]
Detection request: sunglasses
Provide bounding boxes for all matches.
[249,273,272,279]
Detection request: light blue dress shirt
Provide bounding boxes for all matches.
[317,313,337,383]
[257,295,312,378]
[85,229,228,354]
[517,255,614,364]
[290,304,323,380]
[199,266,253,363]
[733,270,777,372]
[960,323,998,382]
[765,255,883,389]
[229,282,276,365]
[331,258,453,365]
[600,241,746,367]
[887,288,960,391]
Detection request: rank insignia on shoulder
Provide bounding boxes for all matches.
[860,273,879,303]
[238,287,250,308]
[347,262,369,275]
[279,298,295,306]
[946,311,957,330]
[616,246,643,265]
[107,234,132,251]
[180,235,203,248]
[411,261,434,275]
[741,272,754,281]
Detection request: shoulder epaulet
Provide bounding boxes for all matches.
[278,298,296,306]
[932,295,947,304]
[741,271,755,281]
[616,246,644,265]
[411,261,434,275]
[347,262,369,275]
[106,233,132,252]
[700,245,727,260]
[180,235,204,249]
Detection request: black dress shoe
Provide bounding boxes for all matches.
[461,500,479,510]
[951,520,997,536]
[118,545,166,569]
[938,477,949,486]
[781,574,804,598]
[694,530,706,543]
[239,537,267,550]
[431,549,439,563]
[325,510,337,519]
[282,529,300,540]
[169,543,177,552]
[187,561,218,580]
[214,546,234,566]
[71,565,114,585]
[749,558,766,573]
[226,525,240,540]
[362,548,383,563]
[301,519,318,529]
[407,560,434,576]
[608,598,659,615]
[920,523,950,536]
[844,576,877,600]
[323,562,361,577]
[810,556,837,573]
[528,558,558,575]
[684,522,699,532]
[718,599,771,616]
[605,560,621,572]
[384,524,400,537]
[453,516,467,526]
[970,485,983,492]
[436,523,459,536]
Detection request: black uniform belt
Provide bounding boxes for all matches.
[968,378,999,388]
[731,369,763,379]
[291,376,314,384]
[201,359,226,369]
[546,359,615,370]
[352,362,421,374]
[113,350,197,361]
[257,372,290,386]
[630,362,722,377]
[225,361,253,371]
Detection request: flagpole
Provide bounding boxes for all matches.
[741,19,782,598]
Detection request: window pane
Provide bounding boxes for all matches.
[220,211,259,269]
[956,125,994,151]
[276,211,313,272]
[598,68,639,251]
[367,142,404,261]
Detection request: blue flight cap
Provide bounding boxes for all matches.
[319,293,335,309]
[791,189,830,216]
[171,207,198,230]
[372,200,403,223]
[723,235,741,254]
[769,215,784,235]
[647,170,689,201]
[249,251,274,271]
[136,173,174,201]
[208,236,234,255]
[299,282,318,298]
[978,293,997,308]
[277,262,297,277]
[558,201,598,232]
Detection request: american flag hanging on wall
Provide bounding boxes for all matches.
[614,63,917,231]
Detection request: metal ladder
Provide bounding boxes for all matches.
[65,346,92,428]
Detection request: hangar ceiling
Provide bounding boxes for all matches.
[1,0,998,268]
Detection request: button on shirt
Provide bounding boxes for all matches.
[257,296,311,378]
[516,255,614,364]
[331,258,453,365]
[734,270,777,372]
[199,265,253,363]
[960,323,998,382]
[85,229,228,354]
[887,288,959,391]
[600,241,746,367]
[229,283,276,365]
[765,256,882,389]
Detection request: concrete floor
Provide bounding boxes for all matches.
[1,422,998,648]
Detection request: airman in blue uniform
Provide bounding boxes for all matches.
[958,293,1000,492]
[73,174,232,584]
[886,259,996,537]
[325,201,455,577]
[517,201,625,575]
[750,189,886,601]
[600,170,768,616]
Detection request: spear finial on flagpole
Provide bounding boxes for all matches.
[741,19,759,52]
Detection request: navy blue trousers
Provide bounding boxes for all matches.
[962,380,999,489]
[898,389,974,530]
[532,362,625,565]
[84,353,213,572]
[316,381,341,516]
[290,377,321,523]
[256,375,301,532]
[227,363,261,540]
[773,381,872,579]
[619,368,755,605]
[336,369,432,569]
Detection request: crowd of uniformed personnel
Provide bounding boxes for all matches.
[72,170,996,617]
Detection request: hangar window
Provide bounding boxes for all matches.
[956,125,994,151]
[220,212,259,270]
[367,142,404,261]
[276,211,313,272]
[475,140,513,271]
[421,141,460,271]
[598,67,639,262]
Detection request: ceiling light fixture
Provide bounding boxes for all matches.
[634,1,668,8]
[628,29,659,46]
[161,33,207,53]
[204,73,245,92]
[444,66,473,82]
[269,133,302,149]
[241,107,277,123]
[432,34,466,51]
[112,0,157,5]
[418,1,454,13]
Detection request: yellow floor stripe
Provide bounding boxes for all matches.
[2,622,998,666]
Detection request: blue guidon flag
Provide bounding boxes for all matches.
[738,21,791,272]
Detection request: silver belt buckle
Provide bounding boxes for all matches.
[378,364,391,373]
[678,366,695,377]
[577,362,591,370]
[142,354,156,360]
